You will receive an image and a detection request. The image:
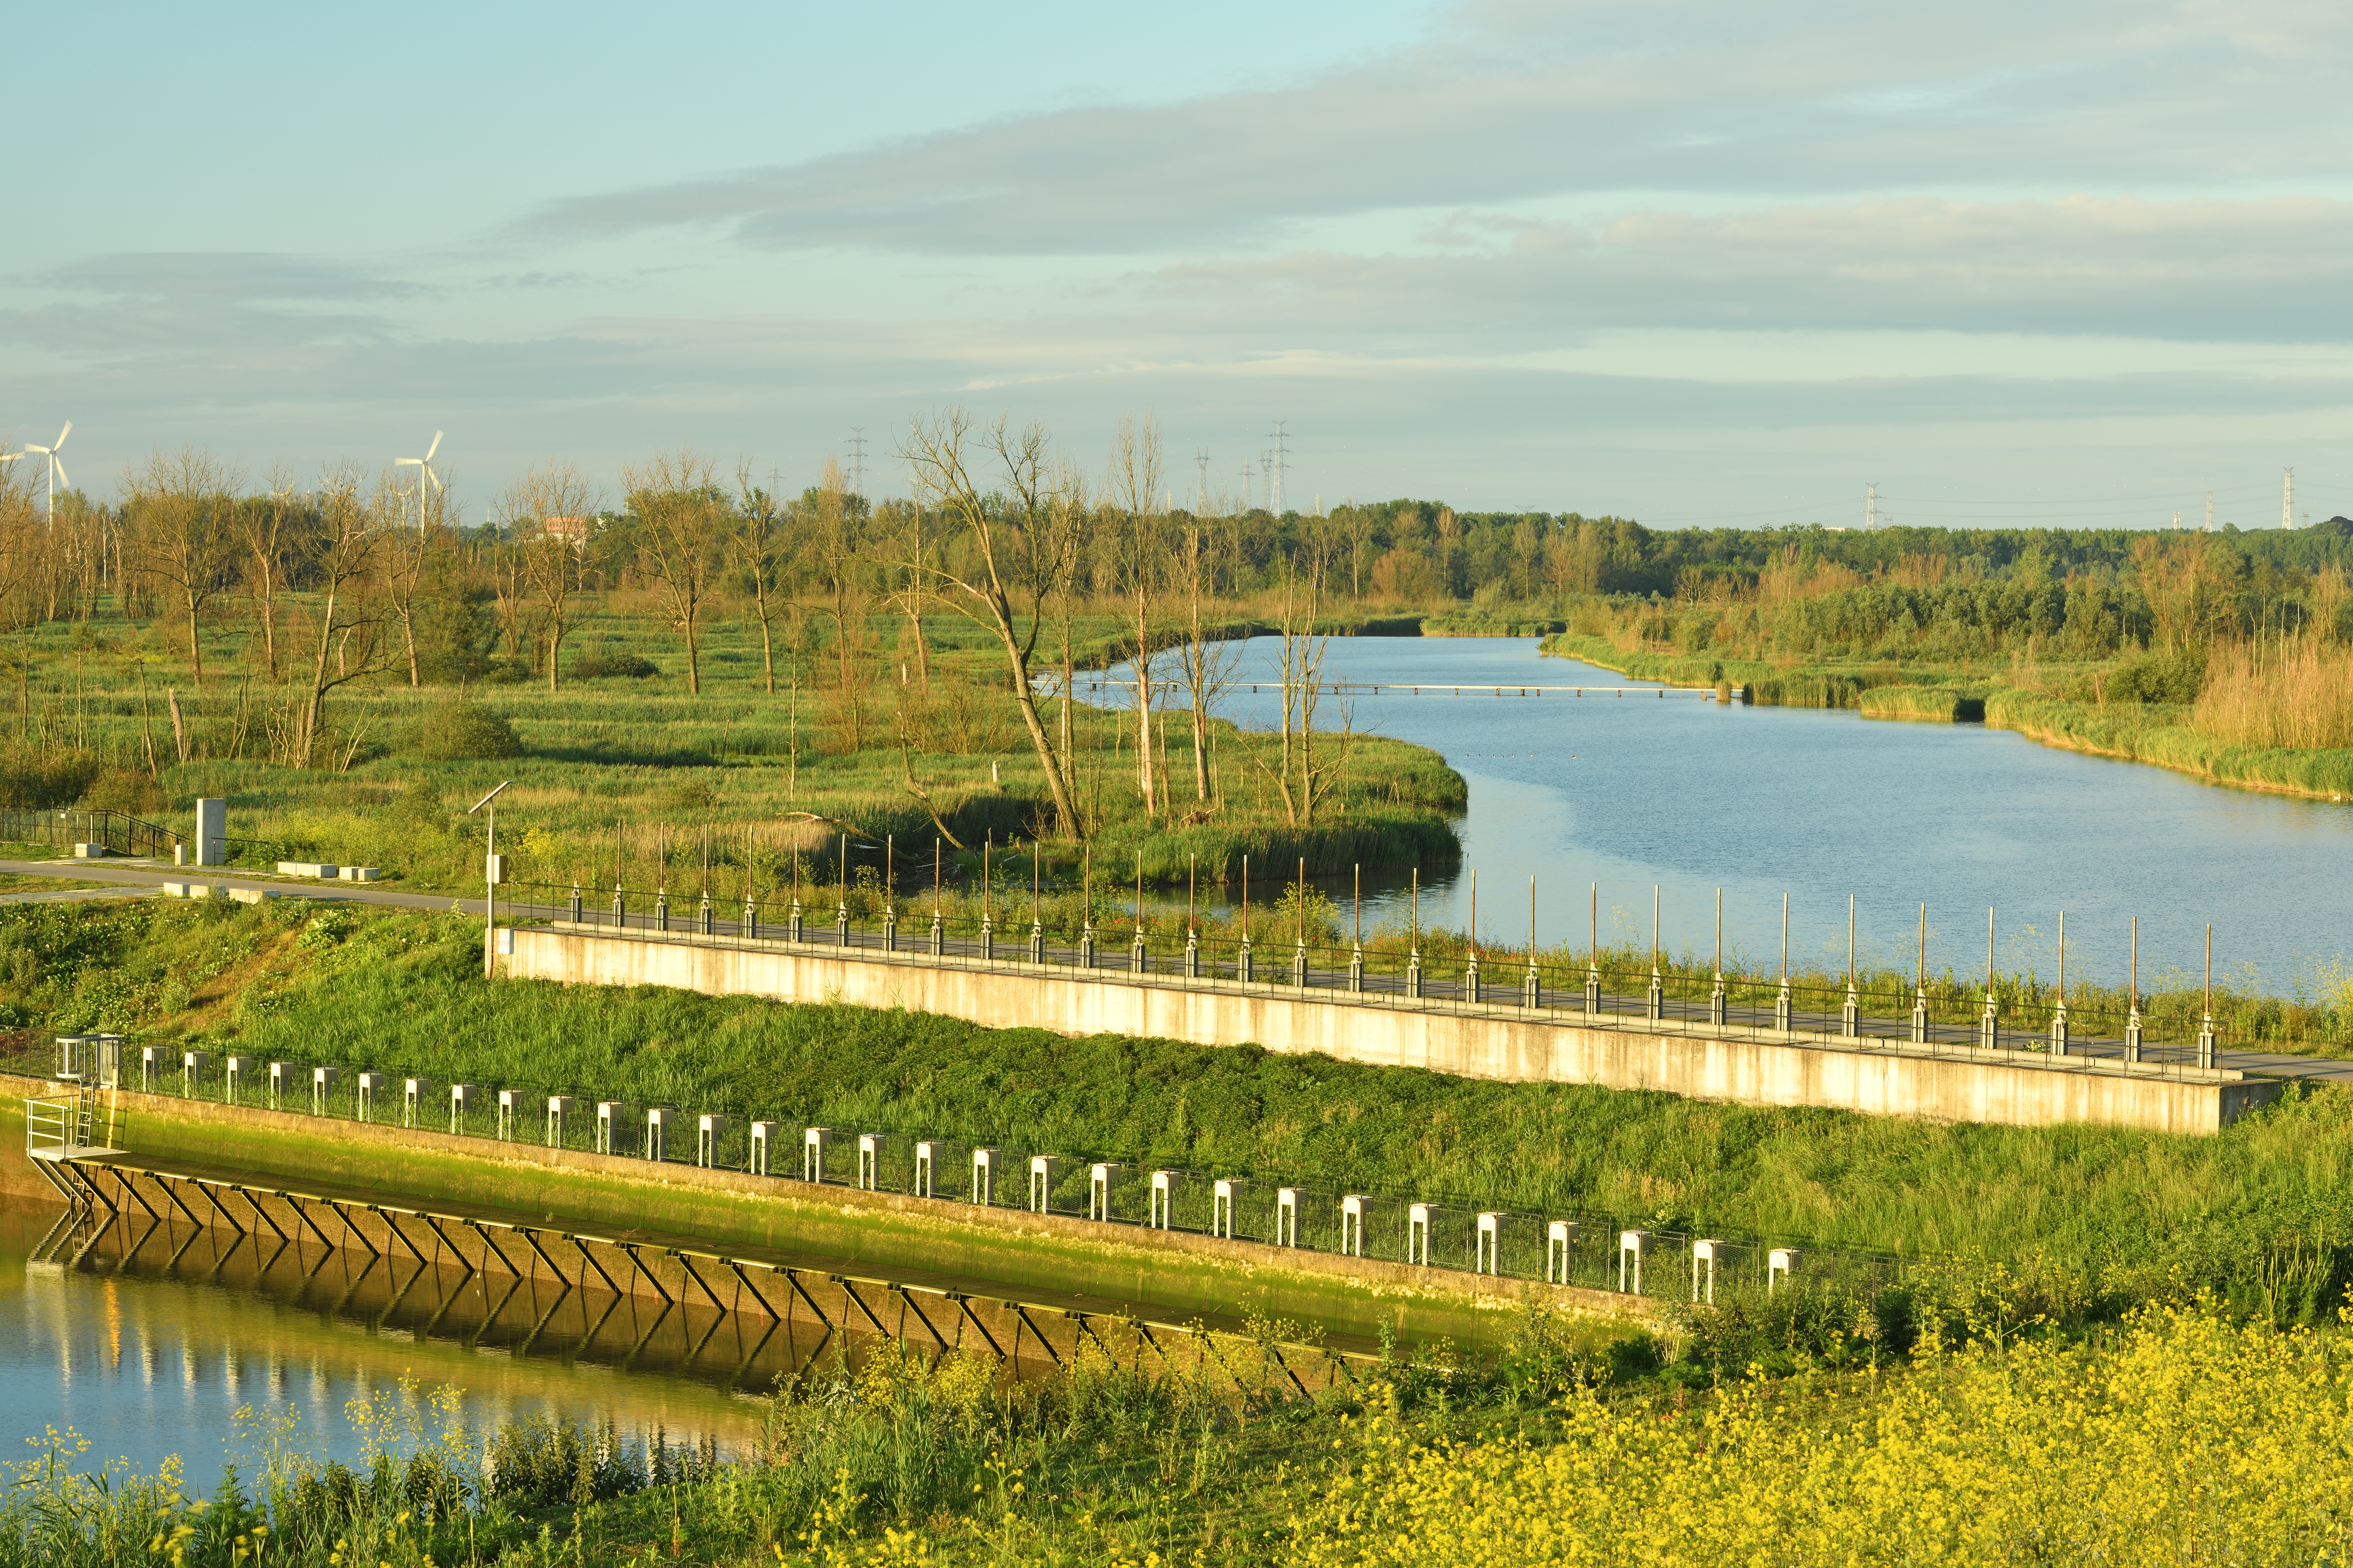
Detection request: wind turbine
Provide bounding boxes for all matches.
[395,430,443,529]
[24,423,71,526]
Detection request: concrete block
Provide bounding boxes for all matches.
[1213,1177,1247,1239]
[645,1106,680,1162]
[194,799,227,867]
[803,1125,837,1182]
[229,888,275,905]
[72,842,108,859]
[1028,1154,1063,1214]
[1149,1169,1184,1230]
[277,861,338,879]
[1087,1161,1127,1221]
[339,866,379,882]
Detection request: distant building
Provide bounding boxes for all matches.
[540,516,592,550]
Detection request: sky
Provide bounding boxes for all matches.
[4,0,2351,527]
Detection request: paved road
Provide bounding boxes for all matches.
[0,859,488,915]
[0,885,162,905]
[7,857,2343,1084]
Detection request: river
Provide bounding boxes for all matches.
[1098,636,2352,995]
[0,1203,772,1481]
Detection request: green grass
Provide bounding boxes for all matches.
[7,898,2352,1324]
[4,598,1467,895]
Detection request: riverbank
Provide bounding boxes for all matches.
[4,900,2351,1319]
[1540,632,2353,801]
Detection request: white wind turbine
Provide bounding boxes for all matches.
[24,422,71,526]
[395,429,443,528]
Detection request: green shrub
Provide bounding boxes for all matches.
[2093,646,2206,704]
[419,702,523,761]
[569,648,660,680]
[0,741,102,808]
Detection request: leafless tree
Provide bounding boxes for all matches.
[732,459,791,694]
[624,448,725,694]
[238,469,302,681]
[1256,540,1355,828]
[1108,414,1165,818]
[498,461,597,691]
[901,409,1082,838]
[288,468,386,768]
[1176,492,1239,804]
[376,469,451,687]
[124,448,238,686]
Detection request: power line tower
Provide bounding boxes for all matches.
[1196,449,1209,514]
[1240,459,1255,512]
[1864,482,1879,531]
[848,429,868,499]
[2283,467,2294,529]
[1269,421,1289,516]
[2205,492,2214,530]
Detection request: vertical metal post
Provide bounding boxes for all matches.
[1709,889,1726,1026]
[1585,881,1601,1014]
[1186,854,1199,977]
[1646,884,1663,1021]
[1911,903,1929,1044]
[2125,916,2142,1063]
[1841,894,1859,1037]
[1403,866,1419,997]
[1523,874,1540,1009]
[1981,905,1998,1050]
[1775,893,1792,1031]
[2049,910,2069,1056]
[2197,924,2216,1069]
[1349,862,1363,993]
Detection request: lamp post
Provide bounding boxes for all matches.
[467,780,512,979]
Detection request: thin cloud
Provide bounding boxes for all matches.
[523,4,2353,257]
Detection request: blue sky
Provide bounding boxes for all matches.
[5,0,2350,525]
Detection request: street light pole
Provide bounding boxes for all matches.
[468,780,513,979]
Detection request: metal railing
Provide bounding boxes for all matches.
[491,877,2251,1085]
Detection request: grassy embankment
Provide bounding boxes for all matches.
[2,598,1466,896]
[1543,616,2353,800]
[5,1267,2349,1564]
[6,897,2351,1326]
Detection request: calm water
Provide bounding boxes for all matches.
[1102,636,2353,995]
[0,1205,770,1480]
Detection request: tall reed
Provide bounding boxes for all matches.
[2192,637,2353,750]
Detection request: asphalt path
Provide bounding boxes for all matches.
[4,857,2341,1084]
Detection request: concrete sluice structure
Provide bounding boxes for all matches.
[500,923,2277,1136]
[32,1161,1362,1397]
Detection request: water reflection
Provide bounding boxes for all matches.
[1,1203,769,1479]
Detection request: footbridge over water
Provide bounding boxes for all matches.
[499,922,2282,1135]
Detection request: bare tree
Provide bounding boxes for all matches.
[498,461,597,691]
[1176,493,1239,804]
[808,456,873,748]
[901,409,1082,838]
[624,449,725,694]
[124,448,238,686]
[1108,415,1165,818]
[238,470,302,681]
[1256,541,1355,828]
[732,459,790,693]
[289,469,386,768]
[376,470,451,687]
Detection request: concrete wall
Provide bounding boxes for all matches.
[0,1073,1643,1353]
[506,927,2279,1135]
